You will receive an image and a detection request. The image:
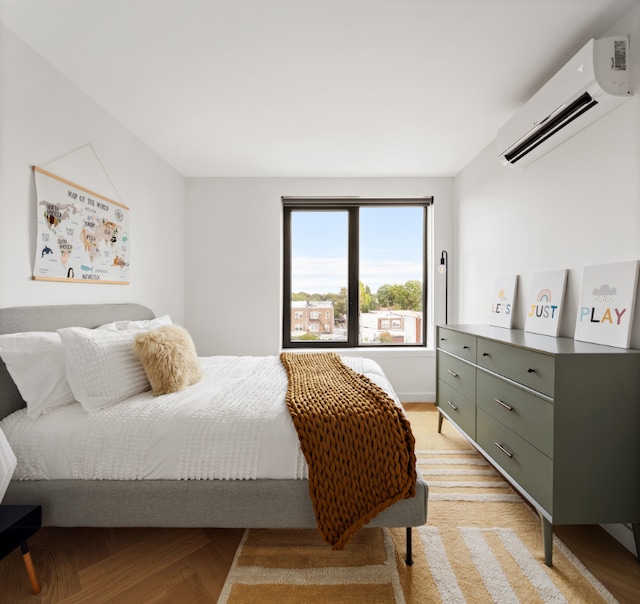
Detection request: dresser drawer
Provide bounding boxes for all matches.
[438,351,476,401]
[477,371,553,458]
[477,338,554,397]
[437,379,476,439]
[437,328,476,363]
[477,409,552,513]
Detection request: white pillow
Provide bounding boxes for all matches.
[98,315,172,333]
[58,327,151,412]
[0,332,76,418]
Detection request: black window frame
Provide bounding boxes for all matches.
[282,197,433,349]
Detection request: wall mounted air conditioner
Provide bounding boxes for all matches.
[497,36,630,167]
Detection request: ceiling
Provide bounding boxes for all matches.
[0,0,637,177]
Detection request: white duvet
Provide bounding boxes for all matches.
[0,355,399,481]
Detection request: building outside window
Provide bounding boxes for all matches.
[283,197,431,347]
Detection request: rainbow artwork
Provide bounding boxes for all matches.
[524,270,567,336]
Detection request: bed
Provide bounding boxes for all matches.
[0,303,428,563]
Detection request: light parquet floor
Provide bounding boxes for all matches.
[1,406,639,603]
[0,526,245,603]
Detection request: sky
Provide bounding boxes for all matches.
[291,206,424,295]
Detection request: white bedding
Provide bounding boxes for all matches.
[0,355,399,481]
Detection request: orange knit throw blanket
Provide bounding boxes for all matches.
[280,352,416,550]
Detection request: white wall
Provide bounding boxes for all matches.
[455,6,640,342]
[185,177,454,402]
[454,3,640,554]
[0,24,186,322]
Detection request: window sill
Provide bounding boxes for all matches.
[281,346,435,358]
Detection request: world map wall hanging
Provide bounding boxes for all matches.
[32,166,130,285]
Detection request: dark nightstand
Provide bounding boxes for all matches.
[0,505,42,594]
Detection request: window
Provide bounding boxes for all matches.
[283,197,431,348]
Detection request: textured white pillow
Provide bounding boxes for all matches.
[58,327,151,412]
[98,315,173,332]
[0,332,76,418]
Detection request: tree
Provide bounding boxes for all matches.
[402,280,423,311]
[323,289,347,318]
[377,283,402,309]
[294,333,319,341]
[334,287,347,317]
[359,282,376,313]
[292,279,421,317]
[376,281,422,310]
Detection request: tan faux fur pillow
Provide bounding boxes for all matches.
[133,325,202,395]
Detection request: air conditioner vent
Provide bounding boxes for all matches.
[504,92,598,164]
[498,36,630,167]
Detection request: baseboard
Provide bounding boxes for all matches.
[398,392,436,403]
[601,523,637,556]
[403,402,437,411]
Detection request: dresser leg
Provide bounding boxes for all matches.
[632,523,640,562]
[437,411,444,433]
[541,516,553,567]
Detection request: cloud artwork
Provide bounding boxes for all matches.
[575,261,639,348]
[591,284,617,299]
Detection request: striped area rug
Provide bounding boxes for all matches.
[219,411,618,603]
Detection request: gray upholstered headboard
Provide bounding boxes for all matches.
[0,303,155,420]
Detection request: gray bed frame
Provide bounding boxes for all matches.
[0,303,428,562]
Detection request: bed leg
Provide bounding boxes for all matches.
[405,527,414,566]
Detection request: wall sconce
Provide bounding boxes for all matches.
[438,250,448,324]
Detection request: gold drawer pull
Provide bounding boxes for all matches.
[447,369,458,378]
[447,400,458,411]
[494,442,513,458]
[495,398,513,411]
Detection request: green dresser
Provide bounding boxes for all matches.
[436,324,640,566]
